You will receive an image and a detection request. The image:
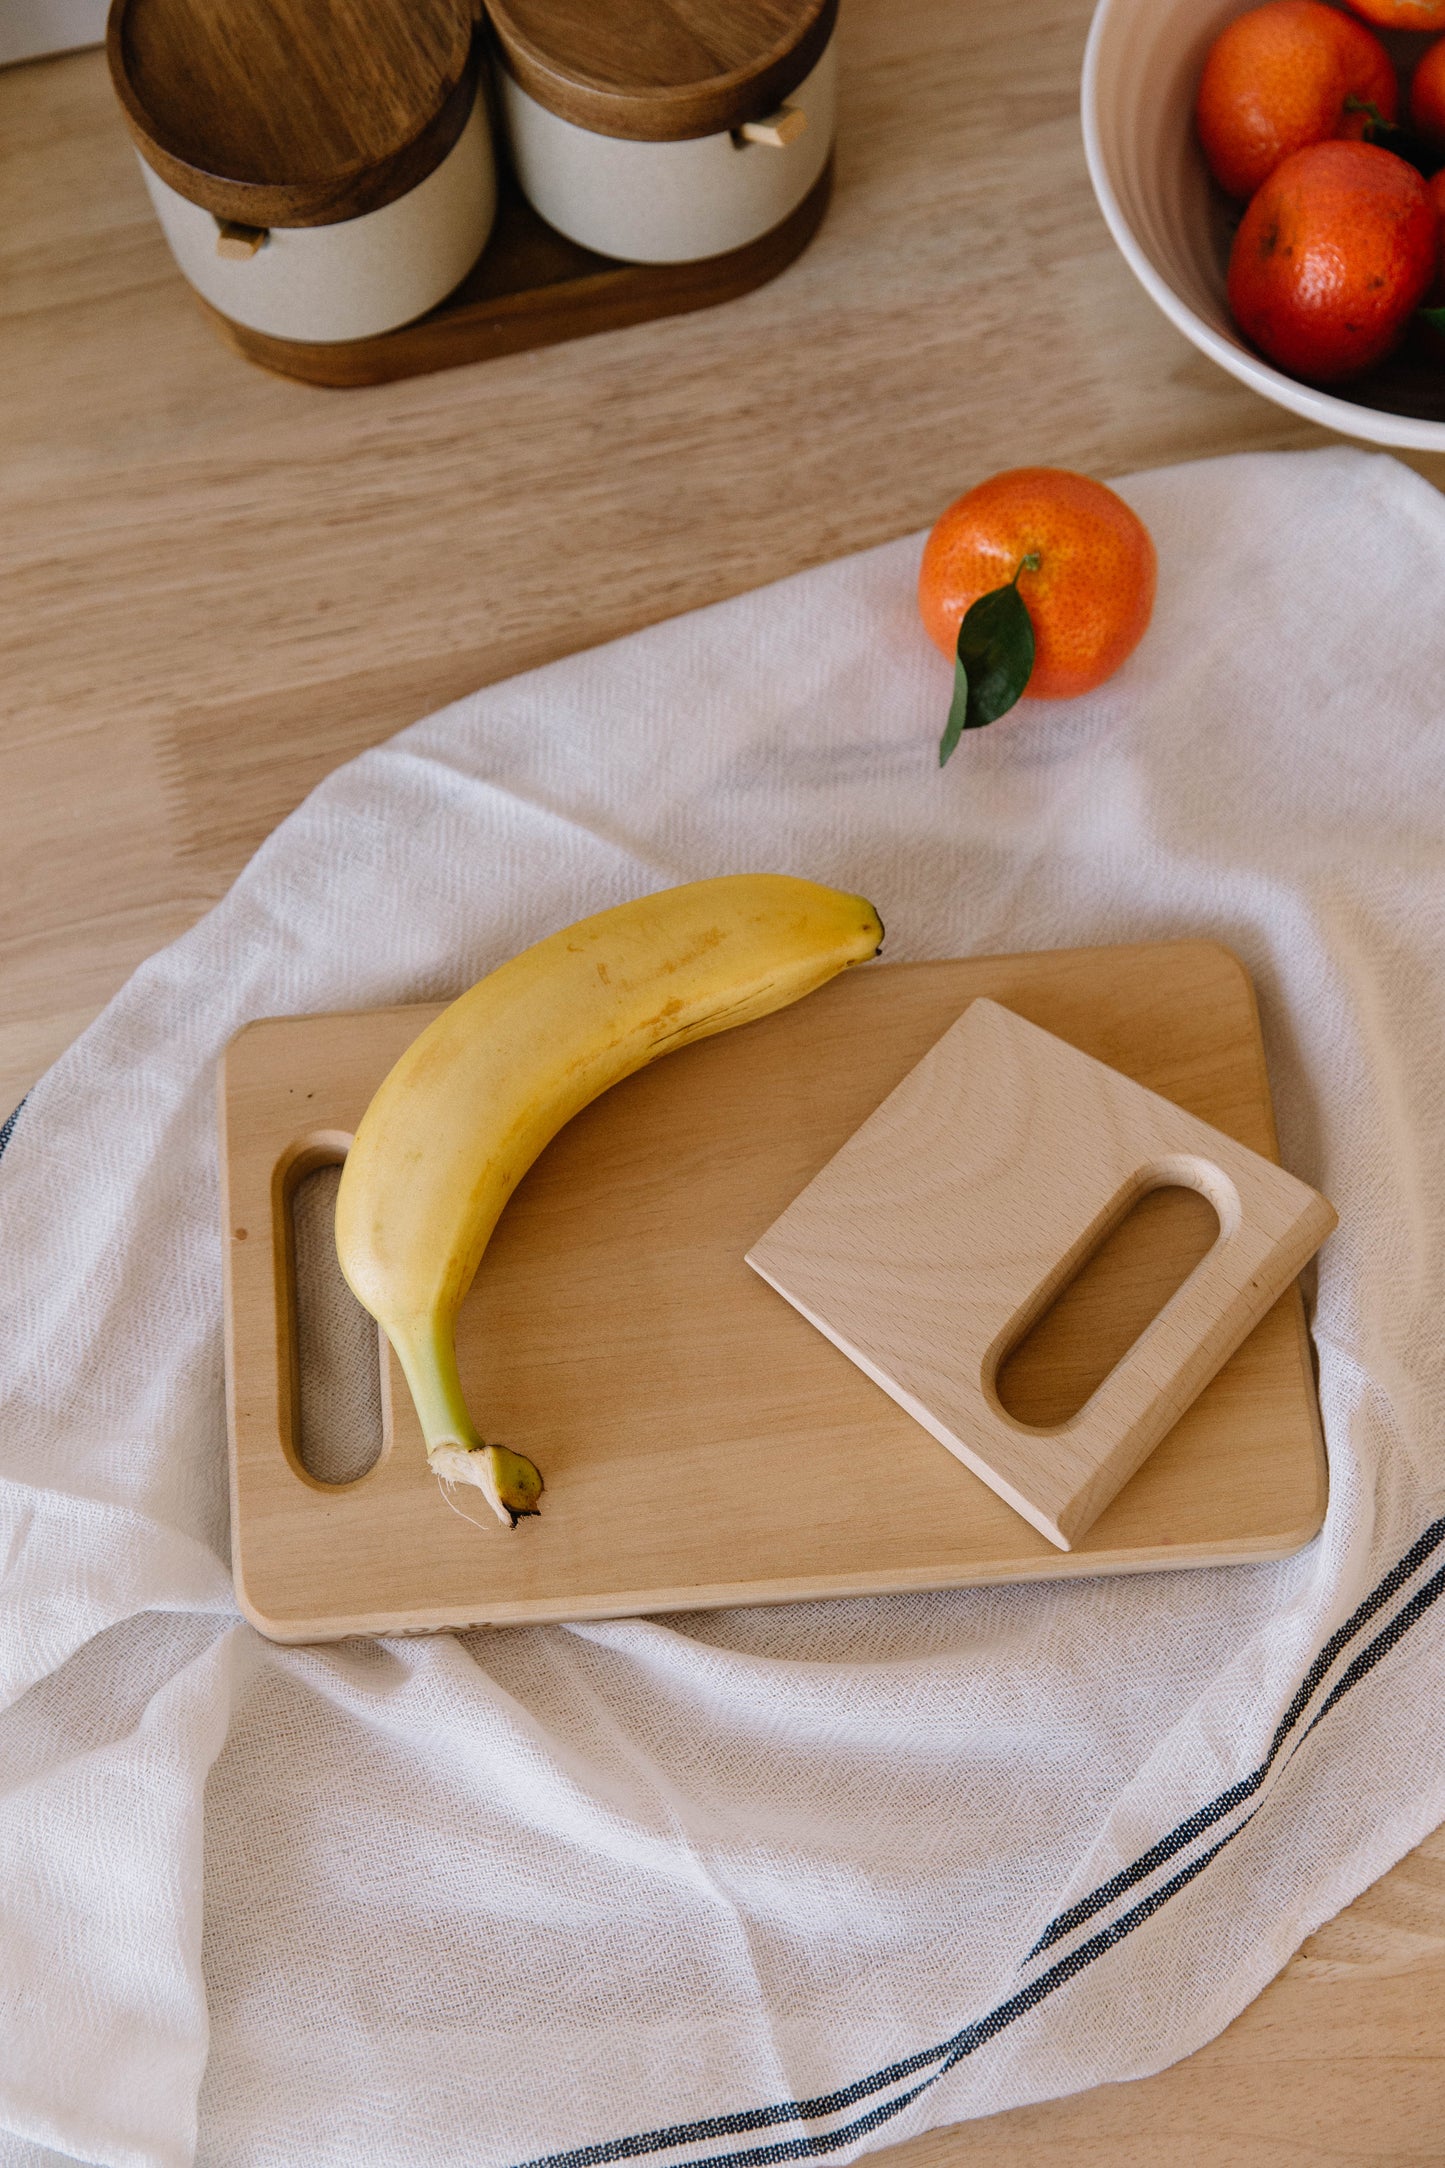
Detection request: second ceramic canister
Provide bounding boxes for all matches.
[106,0,496,344]
[486,0,838,265]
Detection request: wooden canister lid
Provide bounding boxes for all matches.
[485,0,838,143]
[107,0,477,228]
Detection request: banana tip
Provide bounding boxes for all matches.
[428,1441,543,1527]
[865,900,884,956]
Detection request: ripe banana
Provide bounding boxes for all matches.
[335,875,884,1525]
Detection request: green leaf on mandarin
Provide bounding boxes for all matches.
[938,574,1037,765]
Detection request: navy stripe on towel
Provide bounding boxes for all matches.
[1027,1512,1445,1958]
[510,1516,1445,2168]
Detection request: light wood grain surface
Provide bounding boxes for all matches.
[4,1,1444,2155]
[748,991,1333,1548]
[222,945,1325,1637]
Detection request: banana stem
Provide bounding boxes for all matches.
[388,1321,543,1527]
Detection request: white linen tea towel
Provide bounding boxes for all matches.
[4,446,1445,2168]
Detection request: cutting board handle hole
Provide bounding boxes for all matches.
[993,1182,1221,1430]
[288,1160,386,1486]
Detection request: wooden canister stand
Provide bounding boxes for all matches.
[105,0,836,387]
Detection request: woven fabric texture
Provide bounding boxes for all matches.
[4,449,1445,2168]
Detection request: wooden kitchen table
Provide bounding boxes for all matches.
[2,3,1443,2160]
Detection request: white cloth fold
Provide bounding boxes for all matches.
[5,446,1445,2167]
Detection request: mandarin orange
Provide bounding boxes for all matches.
[1428,163,1445,277]
[1227,139,1435,383]
[918,469,1156,702]
[1196,0,1396,202]
[1409,33,1445,149]
[1419,167,1445,346]
[1346,0,1445,26]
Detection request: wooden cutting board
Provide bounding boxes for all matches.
[746,997,1335,1552]
[218,941,1327,1641]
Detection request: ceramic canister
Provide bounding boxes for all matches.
[107,0,496,344]
[486,0,838,266]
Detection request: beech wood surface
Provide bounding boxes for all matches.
[219,944,1326,1638]
[747,994,1334,1550]
[5,2,1445,2153]
[484,0,836,141]
[107,0,477,225]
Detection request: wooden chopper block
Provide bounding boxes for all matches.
[218,942,1330,1642]
[746,999,1336,1551]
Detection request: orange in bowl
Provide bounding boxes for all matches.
[1347,0,1445,24]
[1409,33,1445,152]
[1227,139,1436,384]
[1082,0,1445,449]
[1195,0,1396,202]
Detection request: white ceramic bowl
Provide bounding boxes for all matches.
[1082,0,1445,450]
